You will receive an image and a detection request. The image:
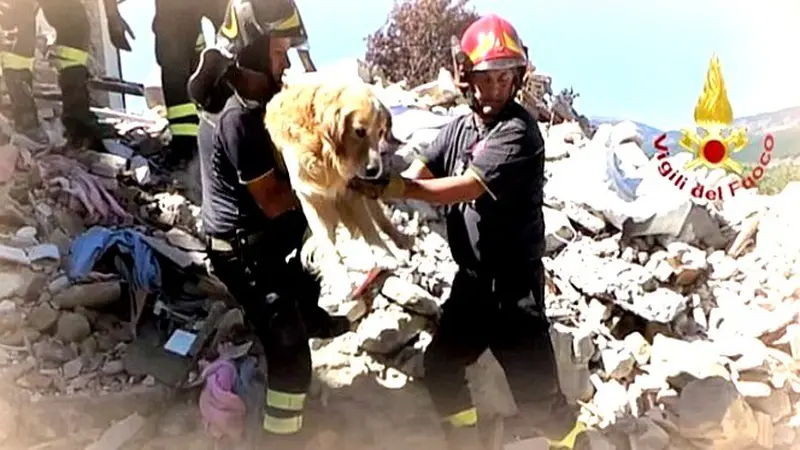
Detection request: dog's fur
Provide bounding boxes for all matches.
[264,81,411,278]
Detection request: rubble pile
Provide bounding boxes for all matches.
[0,53,796,449]
[311,96,800,448]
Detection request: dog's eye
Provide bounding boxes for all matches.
[355,128,367,138]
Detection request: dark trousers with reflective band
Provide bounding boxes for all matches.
[0,0,92,124]
[207,235,312,435]
[152,0,228,152]
[423,260,578,441]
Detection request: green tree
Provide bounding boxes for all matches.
[365,0,479,88]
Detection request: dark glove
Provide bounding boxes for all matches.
[348,175,405,199]
[105,0,134,51]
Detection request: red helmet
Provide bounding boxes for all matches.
[460,14,527,71]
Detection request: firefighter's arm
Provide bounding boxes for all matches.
[245,171,298,218]
[104,0,135,51]
[401,175,484,204]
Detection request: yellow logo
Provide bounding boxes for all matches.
[220,2,239,39]
[678,55,748,175]
[653,55,776,201]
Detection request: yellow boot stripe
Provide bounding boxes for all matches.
[0,52,34,70]
[549,421,587,449]
[266,389,306,412]
[444,407,478,428]
[54,46,89,69]
[166,103,198,120]
[169,123,199,137]
[263,414,303,434]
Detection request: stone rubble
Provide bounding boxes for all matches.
[0,56,796,450]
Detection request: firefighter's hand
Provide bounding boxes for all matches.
[348,174,405,199]
[106,6,135,51]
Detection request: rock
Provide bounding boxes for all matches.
[56,312,92,343]
[675,377,758,449]
[62,357,83,380]
[101,359,125,376]
[544,206,576,253]
[623,332,651,365]
[0,300,14,314]
[355,306,427,355]
[629,417,670,450]
[649,335,729,384]
[746,388,792,421]
[772,424,795,447]
[0,271,29,300]
[601,345,636,380]
[380,277,440,316]
[28,303,59,332]
[0,310,24,335]
[34,339,76,364]
[51,281,121,309]
[753,411,773,449]
[1,328,40,346]
[17,372,53,390]
[550,323,595,404]
[21,272,49,303]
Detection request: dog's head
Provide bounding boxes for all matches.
[316,83,402,182]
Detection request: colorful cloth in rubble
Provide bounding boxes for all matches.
[66,226,161,292]
[199,358,250,441]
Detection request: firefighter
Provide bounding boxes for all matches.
[348,14,587,450]
[0,0,115,150]
[188,0,347,445]
[150,0,230,167]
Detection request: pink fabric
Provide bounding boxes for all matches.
[35,154,132,225]
[199,359,247,441]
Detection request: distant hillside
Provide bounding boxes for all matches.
[591,106,800,163]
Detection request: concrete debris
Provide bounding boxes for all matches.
[0,49,796,450]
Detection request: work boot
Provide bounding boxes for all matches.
[3,68,49,148]
[57,65,106,152]
[443,424,485,450]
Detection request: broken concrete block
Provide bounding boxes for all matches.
[746,388,792,421]
[601,346,635,380]
[676,377,758,449]
[630,417,670,450]
[55,312,91,343]
[355,306,426,355]
[380,276,440,316]
[28,303,59,333]
[550,323,595,403]
[753,411,773,449]
[623,332,651,365]
[51,281,121,309]
[544,206,575,253]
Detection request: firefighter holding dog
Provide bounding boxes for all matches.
[187,0,348,446]
[349,14,588,450]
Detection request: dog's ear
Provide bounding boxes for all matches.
[320,103,351,158]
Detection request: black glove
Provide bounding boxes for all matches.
[348,174,405,199]
[105,0,134,51]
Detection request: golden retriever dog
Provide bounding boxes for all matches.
[264,80,412,282]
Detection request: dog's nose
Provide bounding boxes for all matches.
[363,161,381,178]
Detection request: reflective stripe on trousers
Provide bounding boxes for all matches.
[263,389,306,434]
[0,52,34,70]
[53,45,89,70]
[444,407,477,428]
[167,103,199,137]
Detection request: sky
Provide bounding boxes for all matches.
[117,0,800,130]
